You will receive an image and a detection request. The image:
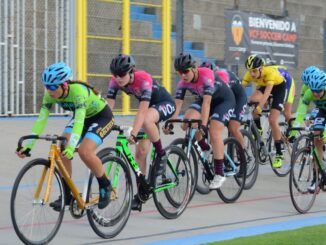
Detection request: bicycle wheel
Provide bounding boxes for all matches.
[217,137,246,203]
[87,155,132,239]
[152,145,192,219]
[291,134,311,161]
[10,158,64,245]
[170,138,198,200]
[289,147,318,214]
[241,129,259,190]
[268,123,292,177]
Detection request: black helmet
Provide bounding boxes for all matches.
[199,61,217,72]
[110,54,135,76]
[174,53,196,71]
[245,54,265,70]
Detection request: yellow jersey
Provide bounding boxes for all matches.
[242,66,285,87]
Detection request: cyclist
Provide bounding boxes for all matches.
[164,53,235,189]
[200,61,247,148]
[107,54,176,210]
[270,65,296,124]
[16,62,114,211]
[242,54,287,168]
[289,69,326,191]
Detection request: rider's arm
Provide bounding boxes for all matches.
[201,95,212,126]
[292,90,313,128]
[107,98,115,110]
[259,84,273,109]
[171,99,183,119]
[130,100,149,136]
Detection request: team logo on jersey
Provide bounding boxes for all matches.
[231,15,244,45]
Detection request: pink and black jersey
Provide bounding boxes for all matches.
[216,69,241,87]
[175,67,216,100]
[107,70,172,105]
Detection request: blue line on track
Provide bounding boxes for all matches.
[145,216,326,245]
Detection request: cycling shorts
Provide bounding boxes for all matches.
[257,81,287,111]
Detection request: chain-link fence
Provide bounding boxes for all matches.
[0,0,72,116]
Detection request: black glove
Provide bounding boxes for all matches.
[200,125,209,138]
[288,135,296,144]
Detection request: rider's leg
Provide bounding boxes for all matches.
[228,120,244,147]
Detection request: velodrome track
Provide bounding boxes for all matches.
[1,116,326,245]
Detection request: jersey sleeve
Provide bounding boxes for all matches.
[293,90,313,127]
[139,79,152,102]
[242,71,251,87]
[107,79,119,100]
[67,90,88,150]
[175,81,187,100]
[203,78,214,96]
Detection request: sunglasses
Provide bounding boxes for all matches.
[311,89,323,94]
[45,84,59,91]
[177,69,192,75]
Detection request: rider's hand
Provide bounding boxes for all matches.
[162,123,173,135]
[16,146,31,159]
[127,134,137,144]
[199,125,208,138]
[62,145,75,160]
[180,123,187,131]
[254,105,262,115]
[288,135,296,143]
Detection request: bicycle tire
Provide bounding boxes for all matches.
[11,158,64,245]
[268,123,292,177]
[240,129,259,190]
[170,138,199,200]
[87,154,132,239]
[291,134,311,161]
[152,145,192,219]
[289,147,318,214]
[217,137,246,203]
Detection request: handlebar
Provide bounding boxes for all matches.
[111,125,133,134]
[164,118,202,129]
[17,135,68,156]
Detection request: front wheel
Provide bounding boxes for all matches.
[217,137,246,203]
[87,154,132,239]
[241,129,259,190]
[170,138,198,201]
[152,145,192,219]
[289,147,318,214]
[10,158,64,245]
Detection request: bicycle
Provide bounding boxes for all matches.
[289,126,326,213]
[166,118,247,203]
[242,102,292,177]
[11,135,132,245]
[97,124,192,219]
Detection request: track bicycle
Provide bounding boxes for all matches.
[97,124,192,219]
[289,126,326,213]
[242,102,292,177]
[11,135,132,245]
[166,118,247,203]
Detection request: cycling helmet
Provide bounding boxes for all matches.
[174,53,196,71]
[245,54,265,70]
[301,66,320,85]
[42,62,73,85]
[308,70,326,91]
[199,61,217,72]
[110,54,135,76]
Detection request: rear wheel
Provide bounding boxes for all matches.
[87,154,132,238]
[289,147,318,214]
[10,158,64,245]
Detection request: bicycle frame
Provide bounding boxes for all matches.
[19,135,99,210]
[111,125,179,194]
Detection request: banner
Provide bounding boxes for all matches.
[224,10,299,67]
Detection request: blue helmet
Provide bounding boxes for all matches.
[308,70,326,92]
[42,62,73,85]
[301,66,320,85]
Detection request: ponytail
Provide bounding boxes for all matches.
[67,80,100,95]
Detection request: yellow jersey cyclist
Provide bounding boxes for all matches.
[289,70,326,190]
[16,62,114,211]
[242,55,287,168]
